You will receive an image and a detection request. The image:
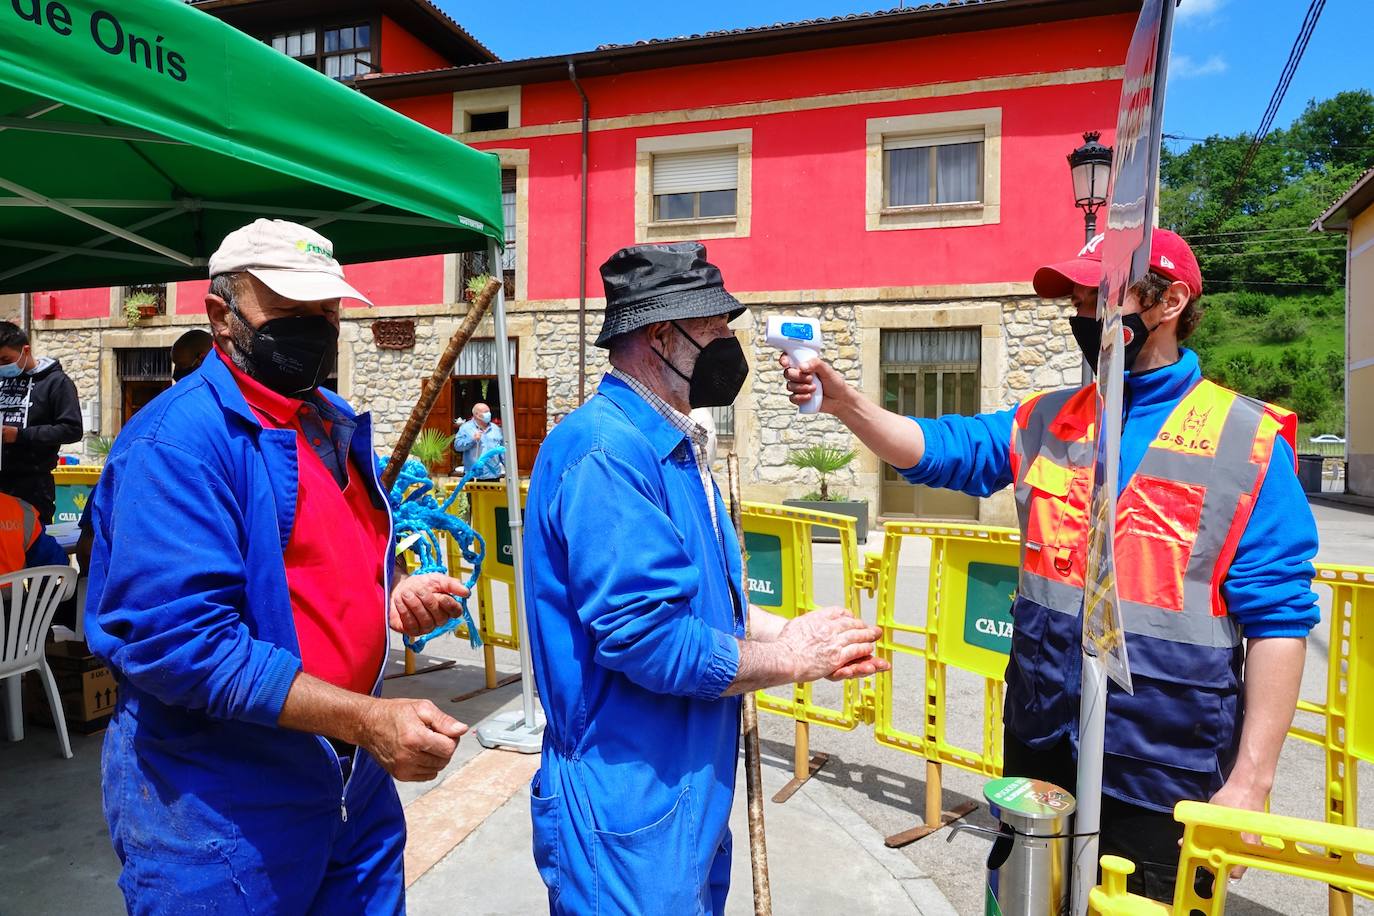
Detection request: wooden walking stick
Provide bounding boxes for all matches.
[380,276,502,492]
[727,453,773,916]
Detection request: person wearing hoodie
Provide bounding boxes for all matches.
[0,321,82,524]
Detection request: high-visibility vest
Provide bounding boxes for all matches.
[0,493,41,575]
[1004,378,1295,810]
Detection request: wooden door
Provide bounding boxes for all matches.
[122,380,170,425]
[418,376,457,474]
[512,377,547,475]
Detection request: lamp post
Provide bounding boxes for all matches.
[1068,130,1113,243]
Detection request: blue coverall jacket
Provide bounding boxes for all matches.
[523,375,745,915]
[84,353,404,914]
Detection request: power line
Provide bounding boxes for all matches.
[1188,236,1337,249]
[1164,132,1374,151]
[1194,246,1345,258]
[1184,226,1315,239]
[1215,0,1327,226]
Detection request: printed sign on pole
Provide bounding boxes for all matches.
[1081,0,1176,694]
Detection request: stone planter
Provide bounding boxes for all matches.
[782,499,869,544]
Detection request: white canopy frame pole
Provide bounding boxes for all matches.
[0,176,195,266]
[0,207,187,285]
[475,238,544,754]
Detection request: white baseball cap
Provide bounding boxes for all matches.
[208,219,373,305]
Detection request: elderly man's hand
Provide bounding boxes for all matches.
[359,697,467,782]
[389,573,470,638]
[779,607,889,683]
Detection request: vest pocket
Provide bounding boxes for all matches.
[593,786,705,915]
[1116,475,1206,612]
[1023,457,1088,586]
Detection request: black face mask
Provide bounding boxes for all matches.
[171,354,205,383]
[229,304,338,396]
[656,322,750,408]
[1070,313,1151,375]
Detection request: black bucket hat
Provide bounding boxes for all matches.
[594,242,745,348]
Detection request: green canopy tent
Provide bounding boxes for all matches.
[0,0,503,292]
[0,0,542,749]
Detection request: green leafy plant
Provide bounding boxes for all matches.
[410,429,454,476]
[465,274,493,301]
[86,435,115,464]
[786,445,856,502]
[1261,303,1308,344]
[123,290,156,328]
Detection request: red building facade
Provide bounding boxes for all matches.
[25,0,1135,521]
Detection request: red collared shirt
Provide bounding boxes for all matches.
[218,349,389,695]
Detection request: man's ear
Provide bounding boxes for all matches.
[1156,281,1191,325]
[205,294,233,345]
[644,321,673,353]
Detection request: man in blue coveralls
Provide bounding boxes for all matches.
[780,229,1318,900]
[523,242,890,914]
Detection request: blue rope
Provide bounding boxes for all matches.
[379,447,507,653]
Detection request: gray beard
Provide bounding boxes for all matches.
[224,311,261,380]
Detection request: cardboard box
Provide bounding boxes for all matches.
[24,642,117,735]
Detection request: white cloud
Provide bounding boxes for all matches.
[1170,53,1229,79]
[1176,0,1227,23]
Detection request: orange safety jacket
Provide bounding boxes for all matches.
[1003,378,1296,810]
[0,493,42,576]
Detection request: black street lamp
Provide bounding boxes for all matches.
[1068,130,1113,243]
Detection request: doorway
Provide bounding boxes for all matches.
[879,328,981,520]
[420,338,547,476]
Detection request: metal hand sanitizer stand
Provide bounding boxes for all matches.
[949,777,1077,916]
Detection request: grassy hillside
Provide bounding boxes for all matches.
[1187,290,1345,440]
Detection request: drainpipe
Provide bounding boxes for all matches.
[568,59,590,404]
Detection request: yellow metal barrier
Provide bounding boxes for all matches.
[741,502,866,789]
[873,521,1020,843]
[1089,801,1374,915]
[452,480,528,689]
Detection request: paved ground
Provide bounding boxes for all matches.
[1,499,1369,914]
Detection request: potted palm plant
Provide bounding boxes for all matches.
[782,445,869,543]
[410,429,455,480]
[87,435,115,465]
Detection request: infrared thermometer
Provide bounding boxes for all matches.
[766,316,824,415]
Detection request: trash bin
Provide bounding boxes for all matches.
[1296,454,1323,494]
[52,466,101,524]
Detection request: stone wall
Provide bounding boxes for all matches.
[33,326,103,460]
[1001,297,1082,402]
[741,304,865,500]
[28,295,1080,513]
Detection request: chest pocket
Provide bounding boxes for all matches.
[1115,474,1206,612]
[1022,455,1090,587]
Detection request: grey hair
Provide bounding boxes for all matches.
[209,272,240,309]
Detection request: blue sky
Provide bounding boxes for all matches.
[435,0,1368,147]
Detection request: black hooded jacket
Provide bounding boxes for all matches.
[0,357,82,476]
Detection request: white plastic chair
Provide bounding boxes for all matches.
[0,566,79,758]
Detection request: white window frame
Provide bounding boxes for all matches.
[635,129,752,243]
[866,108,1002,231]
[453,86,521,137]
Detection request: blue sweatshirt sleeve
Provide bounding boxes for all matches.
[451,420,476,451]
[1223,437,1320,639]
[895,407,1018,497]
[85,438,302,727]
[553,448,740,700]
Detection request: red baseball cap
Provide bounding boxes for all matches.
[1032,228,1203,299]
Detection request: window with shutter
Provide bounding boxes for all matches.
[651,148,739,222]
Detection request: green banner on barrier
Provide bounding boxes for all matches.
[54,484,93,525]
[744,531,784,608]
[963,561,1018,655]
[494,507,513,567]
